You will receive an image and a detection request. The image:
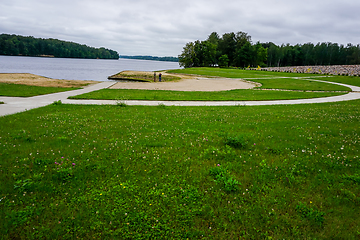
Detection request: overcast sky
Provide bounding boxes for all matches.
[1,0,359,56]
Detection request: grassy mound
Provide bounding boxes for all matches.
[108,71,181,82]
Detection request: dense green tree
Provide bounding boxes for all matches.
[234,41,253,67]
[218,54,229,68]
[0,34,119,59]
[179,31,360,68]
[218,32,237,65]
[179,42,196,68]
[254,42,267,67]
[207,32,220,45]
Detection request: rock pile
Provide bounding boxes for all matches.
[262,65,360,76]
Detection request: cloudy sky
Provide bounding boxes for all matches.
[0,0,359,57]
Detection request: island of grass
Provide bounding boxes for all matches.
[108,70,181,82]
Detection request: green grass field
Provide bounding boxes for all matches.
[169,68,359,89]
[70,88,344,101]
[1,68,360,239]
[1,100,359,239]
[168,68,360,88]
[169,67,318,78]
[0,83,80,97]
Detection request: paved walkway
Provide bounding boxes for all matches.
[0,82,116,116]
[1,79,360,117]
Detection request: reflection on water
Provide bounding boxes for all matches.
[0,55,180,81]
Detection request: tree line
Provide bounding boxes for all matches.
[120,55,178,62]
[179,31,360,68]
[265,42,360,67]
[0,34,119,59]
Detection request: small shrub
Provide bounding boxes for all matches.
[14,179,34,192]
[116,101,127,107]
[267,147,282,155]
[158,103,166,108]
[223,177,240,192]
[209,166,240,192]
[296,202,325,226]
[54,168,74,182]
[225,135,248,149]
[52,100,62,105]
[12,130,33,142]
[342,173,360,184]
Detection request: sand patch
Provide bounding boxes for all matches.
[0,73,99,88]
[110,72,260,91]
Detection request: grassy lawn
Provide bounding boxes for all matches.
[0,83,81,97]
[70,88,344,101]
[251,78,351,91]
[311,75,360,87]
[169,67,317,78]
[170,68,355,91]
[1,100,360,239]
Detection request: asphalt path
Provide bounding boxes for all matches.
[1,79,360,117]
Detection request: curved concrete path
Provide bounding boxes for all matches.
[0,81,116,116]
[63,79,360,106]
[1,79,360,117]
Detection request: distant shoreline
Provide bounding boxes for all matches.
[120,55,179,62]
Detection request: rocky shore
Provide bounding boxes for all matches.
[262,65,360,76]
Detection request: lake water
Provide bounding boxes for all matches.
[0,55,180,81]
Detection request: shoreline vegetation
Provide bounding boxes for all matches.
[0,34,119,59]
[179,31,360,69]
[119,55,178,62]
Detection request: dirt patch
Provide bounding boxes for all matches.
[0,73,99,88]
[110,71,260,91]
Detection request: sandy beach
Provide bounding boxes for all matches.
[0,73,98,88]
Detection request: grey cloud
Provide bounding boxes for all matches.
[0,0,359,56]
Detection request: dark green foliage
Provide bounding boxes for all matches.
[342,173,360,184]
[52,100,62,105]
[116,101,127,107]
[0,34,119,59]
[179,31,360,68]
[225,135,248,149]
[218,54,229,68]
[296,202,325,226]
[119,55,178,62]
[209,166,240,192]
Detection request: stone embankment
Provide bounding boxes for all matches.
[262,65,360,76]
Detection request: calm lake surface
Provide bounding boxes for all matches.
[0,55,180,81]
